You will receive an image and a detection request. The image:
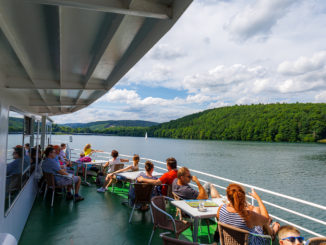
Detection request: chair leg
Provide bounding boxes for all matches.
[205,219,211,243]
[149,205,154,223]
[129,204,136,223]
[39,180,45,195]
[43,184,48,200]
[148,227,155,245]
[8,192,11,207]
[51,189,55,207]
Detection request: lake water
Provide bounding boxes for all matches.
[52,135,326,236]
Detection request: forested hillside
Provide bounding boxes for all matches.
[148,103,326,142]
[52,124,146,136]
[62,120,158,130]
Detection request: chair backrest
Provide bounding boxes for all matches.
[218,222,249,245]
[172,192,182,200]
[161,235,199,245]
[113,163,124,172]
[151,196,170,227]
[166,184,173,198]
[134,183,154,204]
[7,174,22,191]
[307,237,326,245]
[43,172,56,188]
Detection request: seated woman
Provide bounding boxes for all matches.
[97,150,129,193]
[105,154,140,182]
[129,161,160,209]
[217,183,279,244]
[83,144,103,157]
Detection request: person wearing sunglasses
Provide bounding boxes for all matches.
[278,225,304,245]
[172,167,222,200]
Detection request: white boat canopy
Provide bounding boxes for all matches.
[0,0,191,115]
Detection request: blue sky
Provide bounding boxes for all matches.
[53,0,326,124]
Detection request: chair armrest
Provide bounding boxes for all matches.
[164,196,174,202]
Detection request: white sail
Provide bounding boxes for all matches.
[145,132,148,139]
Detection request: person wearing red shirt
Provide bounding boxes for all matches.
[136,157,177,195]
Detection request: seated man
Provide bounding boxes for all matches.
[97,150,129,192]
[7,146,23,176]
[136,157,178,196]
[42,146,84,201]
[172,167,222,200]
[278,225,304,245]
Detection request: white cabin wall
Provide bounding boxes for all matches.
[0,97,38,241]
[0,100,9,220]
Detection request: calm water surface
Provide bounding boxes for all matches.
[51,135,326,235]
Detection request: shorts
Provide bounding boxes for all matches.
[56,176,79,186]
[116,175,127,181]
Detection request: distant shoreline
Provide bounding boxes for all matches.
[51,132,326,143]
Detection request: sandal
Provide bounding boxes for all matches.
[140,205,149,211]
[74,195,85,202]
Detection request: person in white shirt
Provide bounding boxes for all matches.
[97,150,129,193]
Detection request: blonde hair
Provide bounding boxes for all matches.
[177,167,190,178]
[277,225,301,240]
[84,144,91,152]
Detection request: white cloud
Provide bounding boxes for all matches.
[225,0,297,41]
[277,51,326,76]
[207,101,229,109]
[315,91,326,102]
[182,64,267,94]
[99,88,139,102]
[149,44,186,60]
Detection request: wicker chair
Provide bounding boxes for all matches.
[306,237,326,245]
[149,196,192,245]
[43,172,75,207]
[129,183,154,223]
[160,233,199,245]
[111,163,124,192]
[218,222,272,245]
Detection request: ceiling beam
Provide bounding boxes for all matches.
[30,0,171,19]
[1,79,107,90]
[28,102,89,106]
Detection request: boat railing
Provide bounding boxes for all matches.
[69,149,326,237]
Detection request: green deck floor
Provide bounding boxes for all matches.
[19,180,216,245]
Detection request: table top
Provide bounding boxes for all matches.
[116,170,162,181]
[74,159,107,166]
[171,199,225,219]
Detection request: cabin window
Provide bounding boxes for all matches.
[5,110,40,214]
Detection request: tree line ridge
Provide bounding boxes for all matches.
[9,103,326,143]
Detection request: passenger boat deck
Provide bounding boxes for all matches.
[19,180,215,245]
